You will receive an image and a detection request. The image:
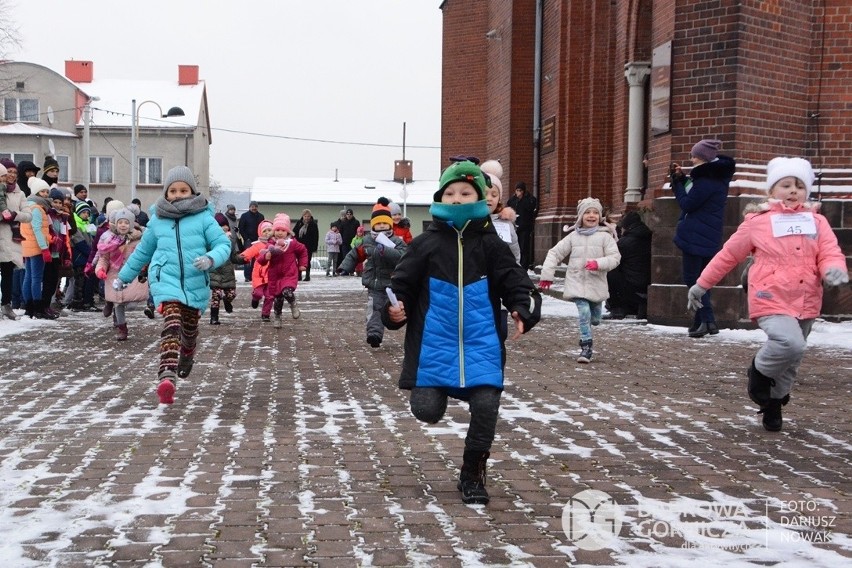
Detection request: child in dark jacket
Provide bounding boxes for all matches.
[208,213,244,324]
[383,159,541,505]
[339,198,406,347]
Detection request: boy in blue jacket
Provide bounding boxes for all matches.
[116,166,231,404]
[383,159,541,504]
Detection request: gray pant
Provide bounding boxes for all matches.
[410,386,502,452]
[366,289,387,340]
[755,315,814,398]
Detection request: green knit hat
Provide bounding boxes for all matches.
[434,160,488,201]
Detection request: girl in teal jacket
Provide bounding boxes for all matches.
[117,166,231,405]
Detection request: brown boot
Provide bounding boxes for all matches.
[115,322,128,341]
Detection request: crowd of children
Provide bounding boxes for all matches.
[2,153,848,503]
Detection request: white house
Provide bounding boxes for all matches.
[250,176,439,236]
[0,60,209,209]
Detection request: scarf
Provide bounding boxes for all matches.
[429,200,489,229]
[28,194,51,212]
[154,194,208,220]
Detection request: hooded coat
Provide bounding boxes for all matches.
[697,200,847,320]
[118,204,231,313]
[672,155,736,257]
[540,226,621,303]
[0,183,32,268]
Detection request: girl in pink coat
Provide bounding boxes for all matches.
[688,157,848,431]
[95,208,149,340]
[256,214,308,328]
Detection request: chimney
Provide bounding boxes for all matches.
[178,65,199,85]
[394,160,413,183]
[65,60,93,83]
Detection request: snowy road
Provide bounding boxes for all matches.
[0,276,849,566]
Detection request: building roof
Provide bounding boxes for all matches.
[250,177,438,206]
[72,79,205,130]
[0,122,79,137]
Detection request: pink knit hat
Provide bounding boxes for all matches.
[258,220,273,234]
[272,213,291,233]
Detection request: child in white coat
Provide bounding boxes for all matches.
[539,197,621,363]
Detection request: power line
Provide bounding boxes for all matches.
[90,107,441,150]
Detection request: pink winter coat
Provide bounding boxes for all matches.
[256,237,308,297]
[95,229,149,304]
[697,200,847,320]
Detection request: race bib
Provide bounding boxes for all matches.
[771,212,816,237]
[494,222,513,243]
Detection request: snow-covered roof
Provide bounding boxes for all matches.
[250,177,438,206]
[0,122,78,137]
[73,79,204,130]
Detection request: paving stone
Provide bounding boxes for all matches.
[1,281,849,565]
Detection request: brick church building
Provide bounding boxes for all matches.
[439,0,851,324]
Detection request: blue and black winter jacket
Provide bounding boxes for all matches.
[672,155,736,257]
[383,217,541,393]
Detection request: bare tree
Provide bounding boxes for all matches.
[0,1,21,59]
[0,1,23,98]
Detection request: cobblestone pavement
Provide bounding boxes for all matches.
[0,278,850,567]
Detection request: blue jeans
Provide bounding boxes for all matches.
[575,298,602,342]
[682,252,714,324]
[12,266,25,307]
[22,256,46,303]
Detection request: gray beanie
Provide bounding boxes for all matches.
[388,202,402,216]
[163,165,198,195]
[111,207,136,224]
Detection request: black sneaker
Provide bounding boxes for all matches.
[261,315,270,322]
[251,298,260,309]
[177,356,194,379]
[143,305,156,319]
[707,322,720,335]
[457,478,490,505]
[367,335,381,348]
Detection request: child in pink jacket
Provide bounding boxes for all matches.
[256,214,308,328]
[688,157,848,431]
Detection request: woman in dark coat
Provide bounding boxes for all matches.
[606,211,652,319]
[293,209,319,281]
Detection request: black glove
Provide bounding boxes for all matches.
[138,267,148,284]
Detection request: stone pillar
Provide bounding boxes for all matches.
[623,62,651,204]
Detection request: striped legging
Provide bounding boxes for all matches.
[159,301,200,380]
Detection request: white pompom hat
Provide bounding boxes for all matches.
[766,157,815,199]
[480,159,504,193]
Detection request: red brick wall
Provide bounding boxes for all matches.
[440,0,489,166]
[442,0,852,226]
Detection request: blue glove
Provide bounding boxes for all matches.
[374,243,385,256]
[193,256,213,271]
[824,267,849,287]
[112,278,128,291]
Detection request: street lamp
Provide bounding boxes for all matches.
[130,99,185,202]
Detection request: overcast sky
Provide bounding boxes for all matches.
[8,0,443,190]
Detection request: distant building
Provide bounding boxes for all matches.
[0,60,210,208]
[250,177,437,236]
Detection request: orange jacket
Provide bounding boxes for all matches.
[240,240,270,288]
